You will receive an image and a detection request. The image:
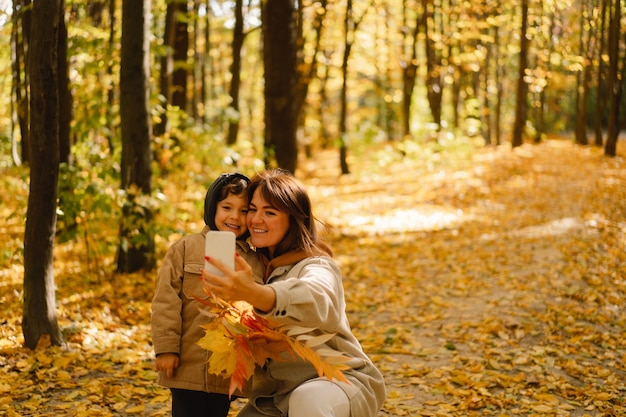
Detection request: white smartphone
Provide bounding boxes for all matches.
[204,231,236,277]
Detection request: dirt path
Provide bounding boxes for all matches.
[308,140,625,416]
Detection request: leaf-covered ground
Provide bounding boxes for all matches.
[1,139,625,416]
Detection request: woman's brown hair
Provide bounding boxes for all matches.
[247,169,324,259]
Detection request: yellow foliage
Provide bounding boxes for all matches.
[196,295,350,396]
[1,140,625,416]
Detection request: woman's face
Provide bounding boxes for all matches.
[214,193,249,238]
[247,189,290,257]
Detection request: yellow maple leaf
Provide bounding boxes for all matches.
[197,326,238,376]
[194,293,351,397]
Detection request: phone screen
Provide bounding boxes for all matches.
[204,231,236,276]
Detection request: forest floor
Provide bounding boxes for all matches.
[1,138,625,416]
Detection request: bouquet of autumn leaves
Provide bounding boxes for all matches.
[194,290,351,397]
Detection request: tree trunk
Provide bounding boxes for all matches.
[605,0,620,157]
[294,0,327,150]
[154,1,176,138]
[172,0,189,112]
[262,0,298,173]
[338,0,354,175]
[226,0,244,146]
[200,0,210,126]
[594,0,608,147]
[512,0,529,148]
[317,50,331,148]
[337,0,372,173]
[421,0,443,130]
[494,21,503,145]
[191,1,200,122]
[12,0,31,165]
[482,41,493,145]
[575,4,590,145]
[534,2,555,144]
[117,0,155,273]
[58,0,72,164]
[11,0,23,166]
[400,0,419,138]
[23,0,64,350]
[381,7,396,142]
[104,0,117,155]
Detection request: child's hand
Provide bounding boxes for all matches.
[155,353,179,378]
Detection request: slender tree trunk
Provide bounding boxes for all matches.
[494,20,503,145]
[401,0,419,138]
[105,0,116,154]
[512,0,529,147]
[338,0,371,174]
[262,0,298,173]
[13,0,31,165]
[58,0,72,164]
[317,50,331,148]
[421,0,443,130]
[11,0,23,166]
[338,0,354,175]
[338,42,351,174]
[206,0,216,126]
[202,0,210,126]
[172,0,188,112]
[191,1,200,122]
[377,3,395,141]
[154,2,175,138]
[117,0,155,273]
[534,0,554,143]
[451,67,462,129]
[298,0,328,155]
[23,0,64,350]
[383,6,397,142]
[594,0,609,147]
[226,0,244,146]
[294,0,326,149]
[605,0,621,156]
[575,3,590,145]
[482,41,493,145]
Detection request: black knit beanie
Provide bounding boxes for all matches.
[203,173,251,239]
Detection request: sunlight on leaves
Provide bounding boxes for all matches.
[1,140,625,416]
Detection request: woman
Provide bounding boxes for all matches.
[203,169,386,417]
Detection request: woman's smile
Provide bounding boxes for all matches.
[247,190,290,257]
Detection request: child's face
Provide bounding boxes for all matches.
[214,193,249,238]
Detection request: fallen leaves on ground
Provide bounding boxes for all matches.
[306,139,625,417]
[1,138,624,416]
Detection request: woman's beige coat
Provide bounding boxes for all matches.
[239,256,387,417]
[151,225,263,393]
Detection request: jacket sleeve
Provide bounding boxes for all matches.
[151,240,185,355]
[264,257,347,331]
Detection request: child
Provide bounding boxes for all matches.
[151,173,263,417]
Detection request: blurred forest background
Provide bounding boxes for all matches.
[0,0,624,351]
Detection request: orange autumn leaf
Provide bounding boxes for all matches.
[195,294,351,397]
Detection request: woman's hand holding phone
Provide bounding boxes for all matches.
[204,231,253,300]
[203,231,277,312]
